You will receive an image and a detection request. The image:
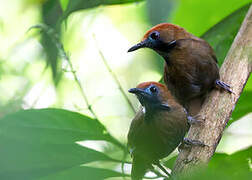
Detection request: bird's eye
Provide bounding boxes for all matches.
[150,86,157,93]
[149,31,160,40]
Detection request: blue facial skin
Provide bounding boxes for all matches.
[128,85,170,112]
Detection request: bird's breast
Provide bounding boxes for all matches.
[132,110,187,160]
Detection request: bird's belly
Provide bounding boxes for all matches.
[133,122,183,161]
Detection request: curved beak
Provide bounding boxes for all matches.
[128,39,149,52]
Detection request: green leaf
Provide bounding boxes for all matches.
[228,75,252,126]
[175,147,252,180]
[146,0,175,26]
[59,0,69,11]
[208,146,252,179]
[0,108,122,179]
[0,108,112,144]
[62,0,145,20]
[41,0,63,85]
[39,166,123,180]
[0,141,118,180]
[201,3,250,66]
[230,91,252,125]
[163,155,177,169]
[172,0,251,36]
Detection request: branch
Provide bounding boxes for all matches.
[173,4,252,175]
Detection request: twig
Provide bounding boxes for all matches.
[28,24,97,118]
[173,4,252,175]
[28,24,127,151]
[92,34,136,114]
[92,34,137,178]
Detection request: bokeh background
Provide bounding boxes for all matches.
[0,0,251,179]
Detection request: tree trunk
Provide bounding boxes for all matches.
[173,4,252,175]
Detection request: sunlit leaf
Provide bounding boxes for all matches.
[59,0,69,11]
[62,0,145,20]
[0,108,113,144]
[173,0,251,36]
[163,155,177,169]
[201,3,250,66]
[40,0,145,84]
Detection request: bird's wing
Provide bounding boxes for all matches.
[127,108,145,151]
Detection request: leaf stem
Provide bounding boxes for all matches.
[93,34,136,114]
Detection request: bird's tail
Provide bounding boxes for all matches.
[131,156,150,180]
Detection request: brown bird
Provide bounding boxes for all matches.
[128,23,232,115]
[127,82,189,180]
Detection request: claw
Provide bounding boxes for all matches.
[179,138,207,151]
[215,79,234,94]
[183,138,207,147]
[187,114,204,125]
[184,108,204,125]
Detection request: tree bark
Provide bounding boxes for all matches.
[173,4,252,174]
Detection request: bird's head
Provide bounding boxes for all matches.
[128,82,172,111]
[128,23,195,57]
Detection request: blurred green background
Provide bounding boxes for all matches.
[0,0,251,179]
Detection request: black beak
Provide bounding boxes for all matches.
[128,88,143,94]
[128,88,150,100]
[128,39,149,52]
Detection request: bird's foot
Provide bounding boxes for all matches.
[215,79,234,94]
[183,138,206,147]
[178,138,207,152]
[187,114,205,125]
[184,108,204,125]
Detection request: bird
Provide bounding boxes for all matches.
[127,81,189,180]
[128,23,232,115]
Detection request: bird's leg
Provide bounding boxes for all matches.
[153,161,171,177]
[187,114,204,125]
[129,147,135,157]
[184,108,204,125]
[178,137,207,152]
[215,79,234,94]
[148,164,168,179]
